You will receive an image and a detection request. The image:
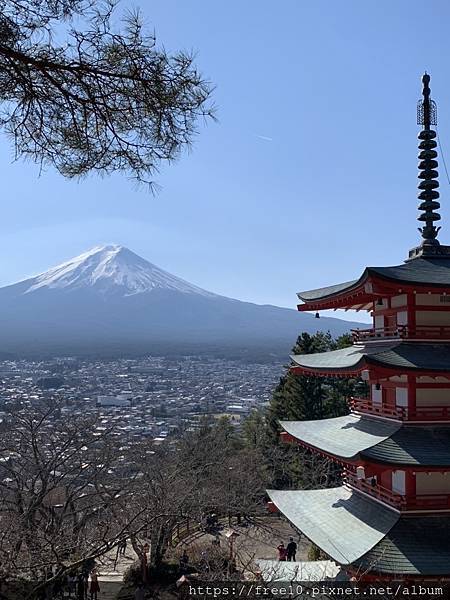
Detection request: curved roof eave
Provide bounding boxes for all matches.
[266,487,400,565]
[297,257,450,305]
[280,415,401,459]
[361,425,450,466]
[297,272,368,303]
[291,343,450,375]
[290,343,399,374]
[355,515,450,575]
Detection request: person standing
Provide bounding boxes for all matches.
[44,567,54,600]
[80,566,89,600]
[277,542,287,561]
[67,573,77,598]
[76,574,85,600]
[286,537,297,561]
[179,550,189,573]
[135,582,146,600]
[89,569,100,600]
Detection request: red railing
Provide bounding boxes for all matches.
[352,324,450,342]
[345,471,450,510]
[407,494,450,510]
[352,325,400,342]
[343,471,405,508]
[408,406,450,420]
[407,325,450,340]
[349,398,450,421]
[349,397,406,420]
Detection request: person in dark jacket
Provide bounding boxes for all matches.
[286,537,297,561]
[76,574,85,600]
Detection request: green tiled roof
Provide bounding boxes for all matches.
[357,516,450,575]
[267,487,399,565]
[281,415,401,459]
[362,426,450,466]
[297,257,450,302]
[291,342,450,373]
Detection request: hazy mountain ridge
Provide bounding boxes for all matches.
[0,245,362,358]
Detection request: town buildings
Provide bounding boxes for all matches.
[0,355,279,444]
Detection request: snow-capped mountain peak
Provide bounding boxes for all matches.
[22,244,216,297]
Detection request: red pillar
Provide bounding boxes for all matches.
[405,469,416,498]
[407,374,416,415]
[407,292,416,334]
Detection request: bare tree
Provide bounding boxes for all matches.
[127,419,269,571]
[0,401,151,598]
[0,0,214,185]
[0,405,270,597]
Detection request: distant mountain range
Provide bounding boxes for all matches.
[0,245,363,359]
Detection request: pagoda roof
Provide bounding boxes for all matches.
[281,415,401,460]
[268,487,450,575]
[371,256,450,286]
[282,416,450,466]
[291,343,393,373]
[362,426,450,466]
[267,487,400,565]
[356,516,450,575]
[291,342,450,375]
[297,257,450,308]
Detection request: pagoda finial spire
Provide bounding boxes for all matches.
[417,72,441,246]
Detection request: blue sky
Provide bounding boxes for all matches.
[2,0,450,319]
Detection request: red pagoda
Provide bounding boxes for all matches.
[267,74,450,581]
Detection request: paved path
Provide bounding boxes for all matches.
[91,517,311,598]
[173,516,310,573]
[95,547,139,599]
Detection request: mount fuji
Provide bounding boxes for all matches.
[0,245,361,358]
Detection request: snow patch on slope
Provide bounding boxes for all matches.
[23,245,217,298]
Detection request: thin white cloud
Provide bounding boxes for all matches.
[256,135,273,142]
